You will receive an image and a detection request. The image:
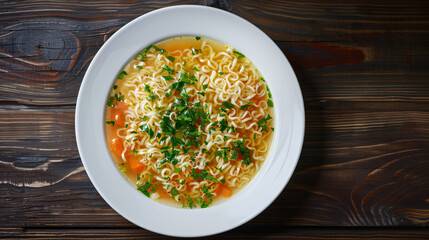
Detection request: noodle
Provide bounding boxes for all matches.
[105,36,274,208]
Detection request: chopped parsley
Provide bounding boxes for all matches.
[162,75,174,81]
[233,50,245,59]
[133,149,138,156]
[118,71,127,79]
[193,66,199,72]
[113,85,118,90]
[137,181,152,198]
[171,187,179,199]
[240,101,254,110]
[257,114,272,132]
[221,101,234,109]
[105,121,115,126]
[167,56,175,62]
[136,65,142,71]
[195,36,201,40]
[162,65,175,75]
[267,99,274,107]
[218,72,224,75]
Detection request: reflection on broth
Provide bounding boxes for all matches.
[105,36,274,208]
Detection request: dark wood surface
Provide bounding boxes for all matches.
[1,0,429,238]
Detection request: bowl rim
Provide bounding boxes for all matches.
[75,5,305,237]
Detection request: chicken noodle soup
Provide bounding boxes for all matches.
[105,36,274,208]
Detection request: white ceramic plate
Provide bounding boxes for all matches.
[75,5,304,237]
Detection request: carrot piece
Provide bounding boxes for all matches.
[221,185,233,198]
[110,101,127,127]
[109,138,124,156]
[128,155,144,173]
[157,189,170,199]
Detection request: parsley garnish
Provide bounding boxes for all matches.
[221,101,234,109]
[240,101,254,110]
[202,84,208,90]
[201,198,213,208]
[193,66,199,72]
[221,179,226,184]
[233,50,245,59]
[267,99,274,107]
[171,187,179,199]
[162,65,175,75]
[167,56,175,62]
[118,71,127,79]
[137,181,152,198]
[196,36,201,40]
[257,114,272,132]
[105,120,115,126]
[113,85,118,90]
[162,76,174,81]
[218,72,224,75]
[136,66,142,71]
[133,149,138,156]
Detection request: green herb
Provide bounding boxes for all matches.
[231,139,252,165]
[118,71,127,79]
[107,96,115,107]
[219,119,229,132]
[197,92,205,96]
[267,99,274,107]
[113,85,118,90]
[144,85,151,93]
[186,197,195,209]
[260,77,266,82]
[253,134,256,141]
[167,56,175,62]
[121,167,127,173]
[180,179,187,185]
[193,66,199,72]
[240,101,255,110]
[201,186,213,198]
[221,101,234,109]
[221,179,226,184]
[266,85,272,98]
[218,72,224,75]
[141,116,148,121]
[215,166,223,172]
[125,123,129,128]
[105,121,115,126]
[196,36,201,40]
[146,93,157,101]
[196,198,202,204]
[201,198,213,208]
[130,131,137,134]
[136,45,167,61]
[137,181,152,198]
[133,149,138,156]
[174,168,181,173]
[162,75,174,81]
[202,84,208,90]
[137,173,141,181]
[171,187,179,199]
[133,139,138,142]
[162,65,175,75]
[271,127,275,132]
[233,50,245,59]
[136,66,142,71]
[257,114,272,132]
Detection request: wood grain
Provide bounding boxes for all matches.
[1,0,429,238]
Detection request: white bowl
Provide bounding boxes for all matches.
[75,5,304,237]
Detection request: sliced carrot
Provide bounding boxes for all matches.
[128,155,145,173]
[157,189,170,199]
[110,101,127,127]
[221,185,233,198]
[109,138,124,156]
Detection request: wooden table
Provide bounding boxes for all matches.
[1,0,429,238]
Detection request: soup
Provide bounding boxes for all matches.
[105,36,274,208]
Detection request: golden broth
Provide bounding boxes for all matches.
[105,36,274,208]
